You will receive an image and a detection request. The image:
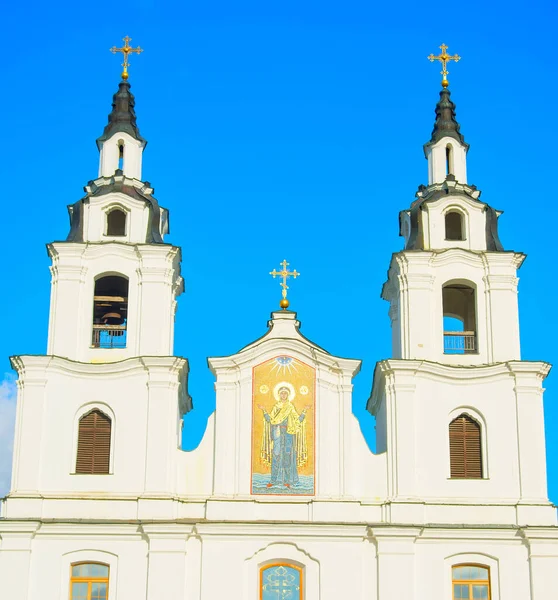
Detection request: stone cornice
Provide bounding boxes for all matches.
[10,354,189,380]
[368,359,551,413]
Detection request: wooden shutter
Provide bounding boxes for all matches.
[76,410,111,474]
[449,414,482,479]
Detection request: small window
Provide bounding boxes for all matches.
[261,564,302,600]
[117,140,124,171]
[76,410,111,474]
[452,564,490,599]
[106,209,126,237]
[449,414,483,479]
[70,563,109,600]
[92,275,128,349]
[443,284,476,354]
[445,211,464,241]
[446,144,454,176]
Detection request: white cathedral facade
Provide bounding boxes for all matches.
[0,69,556,600]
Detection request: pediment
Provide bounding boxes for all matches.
[208,311,361,377]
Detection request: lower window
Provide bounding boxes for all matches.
[70,563,109,600]
[261,563,302,600]
[452,564,490,599]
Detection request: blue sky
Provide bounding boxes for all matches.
[0,0,556,501]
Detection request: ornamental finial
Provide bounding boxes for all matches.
[427,43,461,88]
[110,36,143,81]
[270,260,300,310]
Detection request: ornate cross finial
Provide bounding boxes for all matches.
[428,43,461,88]
[270,260,300,310]
[110,36,143,81]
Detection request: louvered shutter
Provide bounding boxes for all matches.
[449,415,482,479]
[76,410,111,474]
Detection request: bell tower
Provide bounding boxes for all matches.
[46,75,182,363]
[383,81,519,366]
[369,50,554,525]
[7,48,190,511]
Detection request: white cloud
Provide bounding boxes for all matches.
[0,374,17,497]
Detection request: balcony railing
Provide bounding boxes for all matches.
[91,324,127,349]
[444,331,476,354]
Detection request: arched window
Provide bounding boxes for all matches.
[70,563,109,600]
[449,414,483,479]
[92,275,128,349]
[76,410,112,474]
[260,563,302,600]
[442,283,477,354]
[117,140,124,171]
[452,564,490,599]
[446,144,454,176]
[106,208,126,237]
[445,211,464,241]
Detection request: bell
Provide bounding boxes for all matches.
[101,311,124,326]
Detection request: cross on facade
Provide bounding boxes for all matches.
[270,259,300,310]
[428,43,461,88]
[262,566,300,599]
[110,36,143,81]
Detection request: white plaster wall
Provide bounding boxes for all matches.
[47,241,183,361]
[6,356,188,513]
[421,194,488,251]
[83,193,151,244]
[370,359,555,525]
[383,249,524,364]
[1,522,557,600]
[427,135,467,184]
[208,312,387,502]
[99,132,144,180]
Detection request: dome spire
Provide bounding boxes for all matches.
[97,36,146,149]
[96,79,146,149]
[426,87,468,149]
[424,44,468,151]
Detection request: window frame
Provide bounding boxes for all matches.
[444,209,466,241]
[72,403,115,475]
[69,562,110,600]
[103,204,129,238]
[447,408,489,480]
[91,273,129,350]
[260,562,303,600]
[442,280,478,355]
[452,563,491,600]
[445,554,499,600]
[448,412,484,480]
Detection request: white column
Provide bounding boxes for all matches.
[47,246,88,359]
[213,378,240,496]
[0,523,38,600]
[513,367,551,503]
[522,529,558,599]
[373,528,420,600]
[390,375,418,499]
[137,250,176,357]
[9,364,47,494]
[144,525,192,600]
[143,362,182,495]
[484,271,521,362]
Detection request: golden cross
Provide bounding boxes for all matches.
[427,43,461,88]
[110,36,143,81]
[270,259,300,310]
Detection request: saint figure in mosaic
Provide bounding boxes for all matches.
[257,382,310,488]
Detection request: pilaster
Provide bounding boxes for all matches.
[0,521,39,600]
[143,524,193,600]
[521,528,558,600]
[372,527,420,600]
